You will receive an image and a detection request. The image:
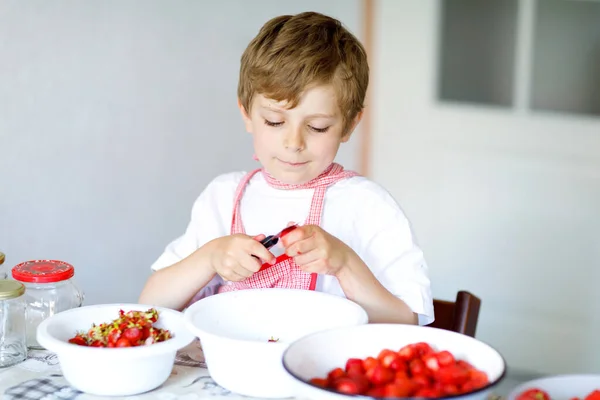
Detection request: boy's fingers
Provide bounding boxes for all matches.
[286,236,316,257]
[253,234,267,241]
[234,264,255,278]
[292,248,320,267]
[222,269,246,282]
[281,225,315,247]
[251,234,275,263]
[240,254,263,273]
[248,240,275,264]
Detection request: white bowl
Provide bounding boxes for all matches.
[282,324,507,400]
[183,288,368,398]
[37,303,195,396]
[507,374,600,399]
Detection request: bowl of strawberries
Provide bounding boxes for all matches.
[282,323,506,399]
[507,375,600,400]
[36,303,195,396]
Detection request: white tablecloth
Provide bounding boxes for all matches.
[0,340,505,400]
[0,340,258,400]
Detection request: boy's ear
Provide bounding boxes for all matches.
[341,110,364,143]
[238,98,253,133]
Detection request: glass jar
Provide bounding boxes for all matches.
[0,252,6,279]
[0,279,27,367]
[12,260,84,349]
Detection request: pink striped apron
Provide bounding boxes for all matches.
[217,162,359,292]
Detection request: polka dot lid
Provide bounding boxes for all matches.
[12,260,75,283]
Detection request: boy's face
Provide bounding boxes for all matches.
[239,85,360,185]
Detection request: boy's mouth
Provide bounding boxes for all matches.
[277,158,308,167]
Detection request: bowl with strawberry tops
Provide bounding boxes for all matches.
[507,375,600,400]
[36,303,195,396]
[282,323,506,399]
[183,288,369,398]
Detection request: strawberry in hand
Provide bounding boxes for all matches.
[281,223,357,277]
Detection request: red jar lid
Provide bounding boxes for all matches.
[12,260,75,283]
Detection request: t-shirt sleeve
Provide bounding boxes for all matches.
[356,188,434,326]
[150,174,236,272]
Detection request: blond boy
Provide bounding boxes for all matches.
[139,12,433,325]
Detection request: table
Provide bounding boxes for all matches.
[0,340,506,400]
[0,340,251,400]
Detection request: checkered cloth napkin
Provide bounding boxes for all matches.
[4,376,82,400]
[2,344,205,400]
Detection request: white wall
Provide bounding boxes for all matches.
[371,0,600,376]
[0,1,362,304]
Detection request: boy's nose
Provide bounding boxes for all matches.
[283,127,305,151]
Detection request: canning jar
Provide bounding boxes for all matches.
[0,251,8,279]
[0,252,5,279]
[12,260,84,349]
[0,279,27,367]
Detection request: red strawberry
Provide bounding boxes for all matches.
[107,328,121,345]
[437,365,470,386]
[516,388,551,400]
[436,350,455,367]
[68,336,87,346]
[345,358,364,374]
[309,378,328,388]
[386,378,418,396]
[346,373,370,394]
[141,327,151,340]
[414,388,442,397]
[327,367,345,382]
[362,356,379,371]
[365,387,386,397]
[398,344,417,361]
[585,390,600,400]
[409,358,428,376]
[423,353,440,371]
[457,360,475,370]
[468,369,489,387]
[414,342,435,356]
[123,327,142,342]
[378,349,399,368]
[333,377,360,395]
[115,338,131,347]
[366,365,394,385]
[442,383,459,395]
[412,373,431,388]
[395,370,410,381]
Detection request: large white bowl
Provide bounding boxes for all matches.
[183,288,369,398]
[37,303,195,396]
[282,324,507,400]
[507,374,600,399]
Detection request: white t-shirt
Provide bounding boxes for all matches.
[151,171,434,325]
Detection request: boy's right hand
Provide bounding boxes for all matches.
[203,234,276,282]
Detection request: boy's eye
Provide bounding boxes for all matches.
[264,119,283,127]
[309,125,330,133]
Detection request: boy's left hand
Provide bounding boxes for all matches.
[280,224,355,277]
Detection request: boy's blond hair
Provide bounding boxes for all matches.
[238,12,369,134]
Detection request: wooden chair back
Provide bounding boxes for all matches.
[428,291,481,337]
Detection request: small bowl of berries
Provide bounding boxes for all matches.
[507,375,600,400]
[282,323,507,399]
[36,303,195,396]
